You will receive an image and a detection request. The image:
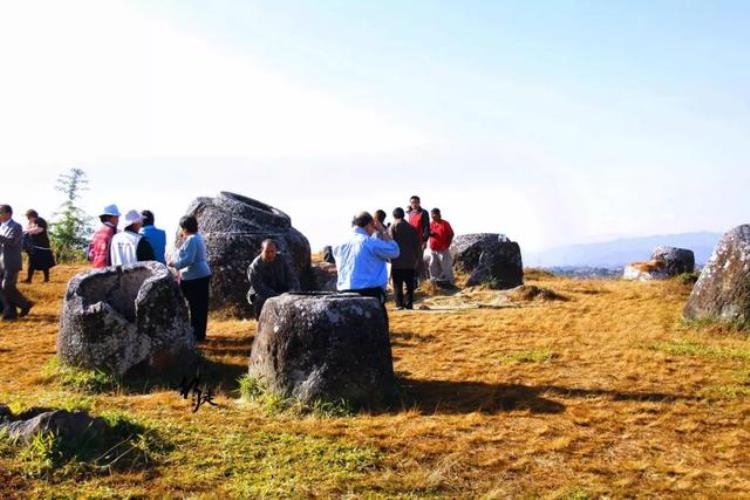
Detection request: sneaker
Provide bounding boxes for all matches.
[394,306,404,311]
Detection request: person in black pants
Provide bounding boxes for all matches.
[168,216,212,341]
[389,207,420,310]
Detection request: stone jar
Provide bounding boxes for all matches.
[178,192,312,317]
[248,292,396,407]
[684,224,750,323]
[57,262,196,377]
[451,233,524,288]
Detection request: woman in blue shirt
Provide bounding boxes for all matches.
[168,215,212,341]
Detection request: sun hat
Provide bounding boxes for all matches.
[101,204,121,217]
[123,209,143,226]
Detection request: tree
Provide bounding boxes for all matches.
[49,168,94,262]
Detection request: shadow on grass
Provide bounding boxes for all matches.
[398,378,702,415]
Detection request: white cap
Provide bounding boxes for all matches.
[123,209,143,226]
[101,204,121,217]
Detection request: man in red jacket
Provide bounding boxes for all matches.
[428,208,455,287]
[407,195,430,283]
[88,204,121,268]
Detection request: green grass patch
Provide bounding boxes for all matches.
[238,375,355,418]
[649,340,750,360]
[0,411,170,479]
[500,349,556,365]
[682,318,750,336]
[42,357,118,393]
[220,430,381,497]
[698,384,750,400]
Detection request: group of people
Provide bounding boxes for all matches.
[87,204,212,341]
[247,195,455,320]
[2,193,453,335]
[334,195,455,312]
[0,205,61,320]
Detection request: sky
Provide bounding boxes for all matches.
[0,0,748,252]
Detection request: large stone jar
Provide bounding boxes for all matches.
[248,292,396,407]
[179,192,312,316]
[684,224,750,323]
[57,262,196,377]
[452,233,524,288]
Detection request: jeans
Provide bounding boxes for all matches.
[180,276,210,341]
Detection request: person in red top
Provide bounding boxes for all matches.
[88,204,121,268]
[406,195,430,283]
[428,208,455,287]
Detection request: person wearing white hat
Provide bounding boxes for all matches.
[110,210,155,266]
[87,204,121,268]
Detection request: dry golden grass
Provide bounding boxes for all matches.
[1,264,750,497]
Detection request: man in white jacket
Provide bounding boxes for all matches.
[110,210,155,266]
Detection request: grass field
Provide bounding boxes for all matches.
[1,264,749,498]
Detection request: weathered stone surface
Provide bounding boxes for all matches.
[58,262,196,377]
[311,261,338,292]
[0,407,106,445]
[451,233,524,288]
[179,192,312,316]
[249,293,396,407]
[684,225,750,323]
[652,246,695,275]
[623,246,695,281]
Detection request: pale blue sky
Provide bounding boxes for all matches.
[0,1,748,251]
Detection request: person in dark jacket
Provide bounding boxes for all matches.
[0,205,33,320]
[406,195,430,283]
[23,209,56,283]
[247,239,299,319]
[389,207,420,310]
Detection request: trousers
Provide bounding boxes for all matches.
[391,269,416,308]
[429,249,455,284]
[180,276,210,340]
[1,270,31,319]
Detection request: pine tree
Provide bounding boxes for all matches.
[49,168,94,262]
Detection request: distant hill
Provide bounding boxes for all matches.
[525,232,722,269]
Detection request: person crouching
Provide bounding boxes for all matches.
[247,239,299,319]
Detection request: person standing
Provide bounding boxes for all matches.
[334,211,399,319]
[389,207,420,310]
[88,204,121,268]
[110,210,155,266]
[247,239,299,319]
[428,208,455,287]
[139,210,167,264]
[23,209,56,283]
[168,215,212,341]
[406,195,430,282]
[0,205,33,320]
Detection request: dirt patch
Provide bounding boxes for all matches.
[511,285,568,302]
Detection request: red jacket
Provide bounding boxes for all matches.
[429,220,454,252]
[88,224,116,268]
[407,208,430,243]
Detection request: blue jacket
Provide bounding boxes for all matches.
[334,227,400,291]
[140,225,167,264]
[171,234,212,281]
